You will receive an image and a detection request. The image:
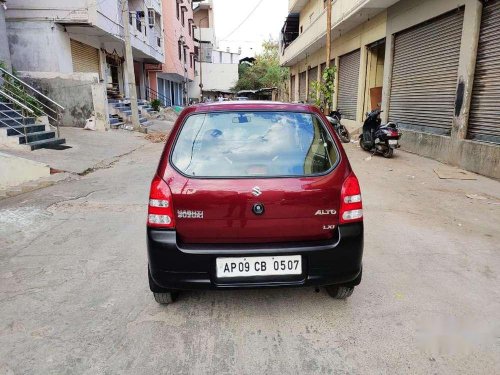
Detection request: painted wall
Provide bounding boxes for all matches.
[288,11,387,130]
[161,0,195,81]
[0,4,11,71]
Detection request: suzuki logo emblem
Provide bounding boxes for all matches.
[252,186,262,196]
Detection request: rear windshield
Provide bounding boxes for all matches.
[171,111,339,177]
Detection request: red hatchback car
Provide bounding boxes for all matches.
[147,102,363,304]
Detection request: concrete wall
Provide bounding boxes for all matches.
[188,62,238,99]
[7,21,73,73]
[19,71,107,129]
[0,152,50,189]
[0,4,11,71]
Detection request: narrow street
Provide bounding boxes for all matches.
[0,138,499,374]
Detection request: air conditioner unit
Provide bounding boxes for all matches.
[148,9,155,28]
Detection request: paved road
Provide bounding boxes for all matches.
[0,138,499,374]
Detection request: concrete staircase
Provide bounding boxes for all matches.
[0,100,66,150]
[107,99,153,129]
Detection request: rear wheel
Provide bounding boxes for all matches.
[148,266,179,304]
[153,292,177,305]
[325,285,354,299]
[382,148,394,158]
[337,125,351,143]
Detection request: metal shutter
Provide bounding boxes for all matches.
[299,71,307,102]
[291,75,296,102]
[388,9,464,135]
[70,39,100,75]
[468,0,500,144]
[338,50,360,120]
[307,66,318,102]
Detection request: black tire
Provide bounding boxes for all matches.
[325,285,354,299]
[382,148,394,158]
[337,125,351,143]
[148,266,179,304]
[359,138,370,151]
[153,292,176,304]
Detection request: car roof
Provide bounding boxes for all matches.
[189,101,320,113]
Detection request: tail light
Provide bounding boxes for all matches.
[147,175,175,228]
[339,173,363,224]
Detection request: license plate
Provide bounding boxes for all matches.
[388,139,398,145]
[216,255,302,278]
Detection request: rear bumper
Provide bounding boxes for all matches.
[147,223,363,290]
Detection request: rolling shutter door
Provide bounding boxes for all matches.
[291,75,296,102]
[468,0,500,144]
[307,66,318,102]
[70,39,100,75]
[338,50,360,120]
[388,9,464,135]
[299,71,307,102]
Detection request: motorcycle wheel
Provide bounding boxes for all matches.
[337,125,351,143]
[359,138,370,151]
[382,148,394,158]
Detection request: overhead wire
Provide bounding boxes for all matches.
[219,0,265,41]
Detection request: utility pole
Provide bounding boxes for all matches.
[325,0,332,113]
[121,0,141,132]
[198,16,209,102]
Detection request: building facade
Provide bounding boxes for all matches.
[148,0,195,107]
[281,0,499,179]
[0,1,10,71]
[188,0,239,102]
[4,0,164,128]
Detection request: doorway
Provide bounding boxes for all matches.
[364,39,385,114]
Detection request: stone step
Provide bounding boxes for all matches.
[0,117,36,127]
[109,117,121,125]
[110,121,125,129]
[0,103,14,111]
[27,138,66,151]
[0,110,22,118]
[18,130,56,144]
[5,124,46,136]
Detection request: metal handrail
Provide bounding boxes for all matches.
[0,89,34,113]
[0,67,64,110]
[0,108,25,127]
[0,84,58,122]
[0,69,63,137]
[0,117,25,137]
[145,86,171,107]
[1,79,58,115]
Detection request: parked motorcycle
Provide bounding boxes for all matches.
[359,109,401,158]
[326,110,351,143]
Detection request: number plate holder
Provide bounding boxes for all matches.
[216,255,302,278]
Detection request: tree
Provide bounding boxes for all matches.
[232,39,289,93]
[309,66,336,112]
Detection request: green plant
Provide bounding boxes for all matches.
[151,99,161,112]
[232,39,289,93]
[0,60,44,116]
[309,66,336,112]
